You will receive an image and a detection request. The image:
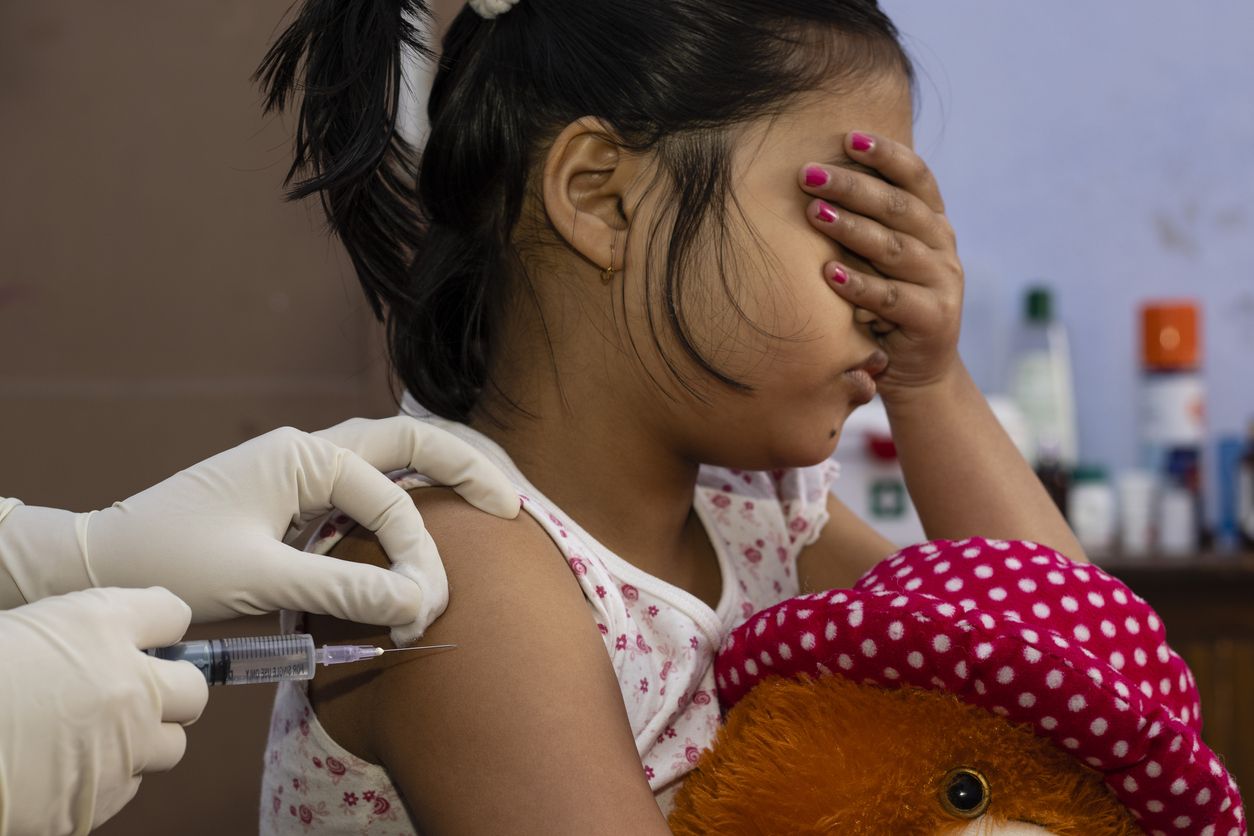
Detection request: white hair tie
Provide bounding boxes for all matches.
[468,0,521,19]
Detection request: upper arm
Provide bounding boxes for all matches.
[306,488,669,835]
[795,493,897,592]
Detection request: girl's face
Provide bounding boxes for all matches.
[624,72,916,470]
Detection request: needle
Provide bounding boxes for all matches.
[315,641,459,666]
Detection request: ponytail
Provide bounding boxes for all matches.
[254,0,432,320]
[256,0,508,419]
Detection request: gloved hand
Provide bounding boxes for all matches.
[0,587,206,836]
[0,417,519,643]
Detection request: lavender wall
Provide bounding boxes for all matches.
[879,2,1254,482]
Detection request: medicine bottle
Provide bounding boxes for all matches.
[1139,301,1205,546]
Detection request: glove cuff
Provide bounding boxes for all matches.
[0,503,95,609]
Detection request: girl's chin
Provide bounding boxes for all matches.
[700,406,849,470]
[776,422,845,470]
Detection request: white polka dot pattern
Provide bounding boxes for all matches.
[714,538,1246,836]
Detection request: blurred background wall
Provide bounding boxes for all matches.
[1,2,1250,834]
[0,1,460,833]
[882,1,1254,489]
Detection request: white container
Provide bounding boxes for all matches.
[1116,469,1157,557]
[1067,467,1116,557]
[1158,486,1198,557]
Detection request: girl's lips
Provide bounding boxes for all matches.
[842,349,887,404]
[843,368,877,403]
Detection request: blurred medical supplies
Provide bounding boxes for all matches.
[1158,484,1199,556]
[1115,469,1157,558]
[1215,436,1243,551]
[1007,286,1078,468]
[1139,300,1207,547]
[1066,464,1115,556]
[1239,422,1254,550]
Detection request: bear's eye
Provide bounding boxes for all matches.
[939,767,990,819]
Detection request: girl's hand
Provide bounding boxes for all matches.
[798,131,964,401]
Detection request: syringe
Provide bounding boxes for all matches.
[146,633,455,686]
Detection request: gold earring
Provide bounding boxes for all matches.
[601,238,617,284]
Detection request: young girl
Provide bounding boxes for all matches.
[257,0,1087,832]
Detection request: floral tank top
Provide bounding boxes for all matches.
[260,412,840,834]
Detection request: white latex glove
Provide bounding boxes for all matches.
[0,417,519,644]
[0,587,206,836]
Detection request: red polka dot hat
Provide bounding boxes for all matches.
[715,538,1245,836]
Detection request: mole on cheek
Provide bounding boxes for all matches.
[829,429,837,439]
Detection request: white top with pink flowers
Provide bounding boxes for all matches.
[259,412,839,834]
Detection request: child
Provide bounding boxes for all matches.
[257,0,1087,832]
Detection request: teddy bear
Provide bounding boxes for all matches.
[669,538,1245,836]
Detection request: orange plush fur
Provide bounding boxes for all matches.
[669,675,1140,835]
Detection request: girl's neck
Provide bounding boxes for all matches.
[469,386,703,574]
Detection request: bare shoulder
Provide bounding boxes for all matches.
[306,486,581,756]
[307,486,668,834]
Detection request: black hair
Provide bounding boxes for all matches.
[256,0,913,423]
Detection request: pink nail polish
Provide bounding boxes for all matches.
[829,265,848,285]
[850,132,874,152]
[816,203,838,224]
[804,166,829,187]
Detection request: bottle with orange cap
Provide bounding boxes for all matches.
[1139,300,1206,552]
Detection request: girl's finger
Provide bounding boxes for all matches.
[799,163,951,250]
[823,260,934,332]
[845,131,946,215]
[809,199,938,282]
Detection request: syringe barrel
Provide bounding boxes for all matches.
[148,634,316,686]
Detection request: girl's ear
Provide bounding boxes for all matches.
[541,117,641,276]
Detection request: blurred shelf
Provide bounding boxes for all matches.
[1095,551,1254,587]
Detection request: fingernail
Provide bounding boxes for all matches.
[850,132,874,152]
[804,165,829,187]
[815,202,838,224]
[828,264,849,285]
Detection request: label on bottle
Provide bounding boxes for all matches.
[1012,350,1075,462]
[869,478,907,519]
[1140,374,1205,445]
